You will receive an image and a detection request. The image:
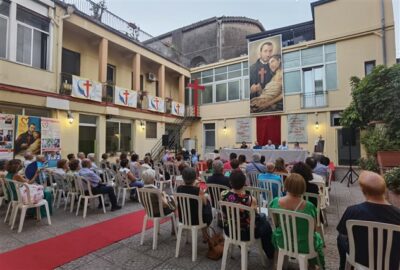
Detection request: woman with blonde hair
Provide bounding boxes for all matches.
[269,173,325,269]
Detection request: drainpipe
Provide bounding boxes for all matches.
[55,5,74,93]
[381,0,387,66]
[217,19,222,60]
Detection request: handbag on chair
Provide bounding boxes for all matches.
[206,227,225,260]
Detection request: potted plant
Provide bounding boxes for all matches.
[384,167,400,208]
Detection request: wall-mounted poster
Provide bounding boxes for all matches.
[287,114,308,143]
[114,87,138,108]
[15,116,41,158]
[0,114,15,160]
[41,118,61,160]
[147,95,165,113]
[72,75,102,102]
[236,118,252,143]
[249,34,283,114]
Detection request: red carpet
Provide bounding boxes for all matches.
[0,209,162,270]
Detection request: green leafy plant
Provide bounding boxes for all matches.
[384,167,400,194]
[360,127,400,157]
[357,156,379,173]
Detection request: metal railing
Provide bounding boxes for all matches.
[300,92,328,108]
[59,0,153,42]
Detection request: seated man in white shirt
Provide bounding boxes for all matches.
[305,157,325,184]
[278,141,288,150]
[263,139,276,150]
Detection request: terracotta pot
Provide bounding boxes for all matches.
[387,190,400,208]
[377,151,400,174]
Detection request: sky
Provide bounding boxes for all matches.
[106,0,319,37]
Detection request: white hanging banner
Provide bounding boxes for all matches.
[0,114,15,160]
[147,95,165,113]
[171,101,185,116]
[393,0,400,58]
[72,75,102,102]
[114,87,138,108]
[40,118,61,157]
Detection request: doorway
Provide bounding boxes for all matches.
[203,123,215,155]
[79,115,97,155]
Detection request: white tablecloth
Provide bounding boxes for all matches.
[220,148,308,163]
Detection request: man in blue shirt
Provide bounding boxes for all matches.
[246,153,267,174]
[253,141,262,149]
[79,159,121,211]
[258,162,282,198]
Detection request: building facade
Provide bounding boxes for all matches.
[0,0,190,160]
[184,0,398,165]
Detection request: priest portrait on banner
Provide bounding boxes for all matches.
[248,35,284,114]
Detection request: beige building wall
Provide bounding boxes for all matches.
[107,44,132,89]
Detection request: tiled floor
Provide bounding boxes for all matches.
[0,168,364,270]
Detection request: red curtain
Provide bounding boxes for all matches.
[256,115,281,146]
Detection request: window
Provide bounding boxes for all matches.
[301,46,323,66]
[228,80,240,100]
[16,6,49,69]
[215,66,227,81]
[228,63,241,79]
[283,70,301,94]
[325,63,337,90]
[243,78,250,99]
[146,121,157,139]
[0,1,9,59]
[331,111,342,126]
[79,114,97,125]
[106,121,131,153]
[203,123,215,154]
[216,83,227,102]
[107,64,116,85]
[202,85,213,104]
[302,67,327,108]
[62,48,80,76]
[364,60,376,76]
[283,51,300,69]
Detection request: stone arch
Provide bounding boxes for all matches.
[190,56,207,67]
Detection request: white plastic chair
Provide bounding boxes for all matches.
[2,178,18,225]
[154,165,173,192]
[269,208,322,270]
[75,176,106,218]
[345,220,400,270]
[244,186,272,216]
[138,188,177,250]
[175,193,207,262]
[246,172,260,187]
[8,180,51,233]
[64,174,79,213]
[52,173,67,208]
[206,183,229,222]
[173,175,184,193]
[258,178,282,198]
[219,201,267,270]
[115,172,136,207]
[303,192,325,242]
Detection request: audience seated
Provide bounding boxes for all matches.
[305,157,325,184]
[291,162,319,207]
[223,152,237,171]
[269,173,325,268]
[177,167,212,238]
[54,159,68,176]
[205,159,213,174]
[253,141,262,149]
[278,141,288,150]
[238,154,247,172]
[224,159,239,177]
[119,159,144,200]
[87,153,98,170]
[274,157,288,175]
[67,153,76,161]
[336,171,400,270]
[246,153,267,174]
[313,154,328,178]
[221,170,275,260]
[23,151,34,168]
[240,141,248,149]
[77,152,85,166]
[67,159,80,176]
[142,156,152,170]
[190,149,199,166]
[129,154,141,180]
[258,162,282,198]
[260,155,266,165]
[100,153,111,170]
[206,160,230,188]
[79,159,121,211]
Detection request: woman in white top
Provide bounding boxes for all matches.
[120,159,144,200]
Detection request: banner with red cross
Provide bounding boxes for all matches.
[114,87,138,108]
[72,75,102,102]
[147,95,165,113]
[171,101,185,117]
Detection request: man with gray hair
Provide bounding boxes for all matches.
[246,153,267,174]
[206,160,230,188]
[23,151,34,168]
[87,153,98,170]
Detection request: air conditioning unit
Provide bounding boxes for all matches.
[147,73,156,82]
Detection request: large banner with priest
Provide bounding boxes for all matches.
[248,35,283,114]
[72,75,102,102]
[14,115,41,158]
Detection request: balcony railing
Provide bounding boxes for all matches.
[59,0,153,42]
[301,91,328,108]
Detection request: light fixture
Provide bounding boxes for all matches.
[140,120,145,130]
[315,121,319,129]
[223,119,227,134]
[67,111,74,124]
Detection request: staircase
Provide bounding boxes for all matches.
[150,114,197,162]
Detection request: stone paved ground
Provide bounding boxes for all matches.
[0,168,364,270]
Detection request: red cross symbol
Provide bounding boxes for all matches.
[258,68,267,84]
[175,103,181,114]
[153,97,160,110]
[187,79,204,117]
[123,90,130,105]
[83,80,92,97]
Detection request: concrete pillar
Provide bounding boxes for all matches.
[132,53,141,90]
[96,115,106,161]
[158,64,165,98]
[98,38,108,83]
[179,75,185,103]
